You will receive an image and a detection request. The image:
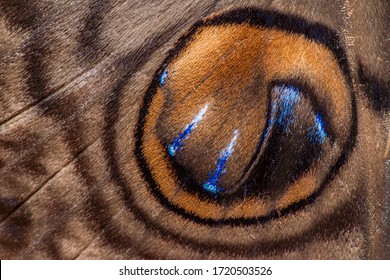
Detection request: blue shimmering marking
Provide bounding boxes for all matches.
[261,84,327,147]
[167,103,209,157]
[262,85,301,142]
[202,130,239,194]
[308,113,327,144]
[159,69,168,86]
[274,85,301,132]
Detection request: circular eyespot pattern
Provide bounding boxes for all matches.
[136,17,353,224]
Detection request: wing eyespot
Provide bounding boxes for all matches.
[135,8,354,225]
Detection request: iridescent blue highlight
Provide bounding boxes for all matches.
[262,85,301,142]
[262,84,327,145]
[167,103,209,157]
[274,85,301,133]
[202,130,239,194]
[308,113,327,144]
[159,69,168,86]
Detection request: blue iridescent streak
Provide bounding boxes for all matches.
[167,103,209,157]
[309,113,327,144]
[202,130,239,194]
[262,85,301,142]
[263,84,327,145]
[274,85,301,132]
[159,69,168,86]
